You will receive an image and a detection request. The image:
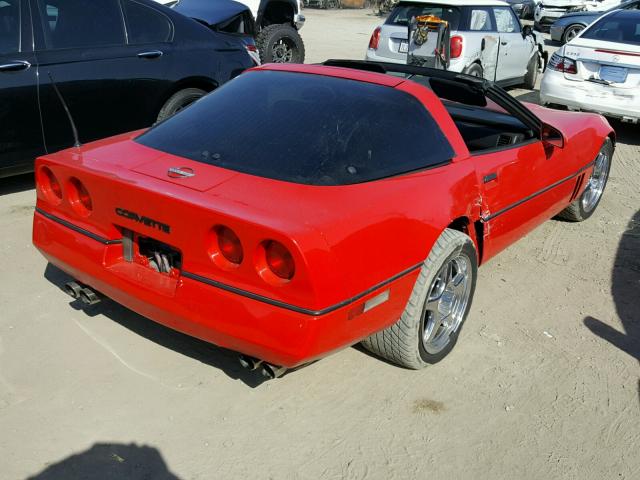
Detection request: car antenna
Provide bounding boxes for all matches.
[47,71,81,148]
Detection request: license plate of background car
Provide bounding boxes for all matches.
[399,41,408,53]
[599,65,628,84]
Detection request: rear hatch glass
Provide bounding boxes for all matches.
[386,2,461,30]
[136,71,454,186]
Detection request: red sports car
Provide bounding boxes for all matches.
[32,60,614,378]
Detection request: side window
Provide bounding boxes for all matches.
[0,0,20,55]
[467,8,495,32]
[37,0,125,50]
[493,7,520,33]
[123,0,172,44]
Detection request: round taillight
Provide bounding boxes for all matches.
[37,166,63,204]
[450,35,463,59]
[265,240,295,281]
[67,177,92,216]
[215,226,243,265]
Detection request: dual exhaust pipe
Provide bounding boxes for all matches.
[239,354,287,379]
[64,281,100,306]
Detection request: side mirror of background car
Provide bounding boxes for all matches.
[522,25,533,39]
[541,123,565,149]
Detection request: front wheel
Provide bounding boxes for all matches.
[361,229,478,369]
[558,138,613,222]
[256,24,305,64]
[562,24,585,44]
[464,63,483,78]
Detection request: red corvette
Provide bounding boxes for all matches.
[32,60,614,378]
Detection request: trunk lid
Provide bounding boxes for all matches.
[563,39,640,89]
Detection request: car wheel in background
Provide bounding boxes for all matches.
[361,229,478,369]
[256,24,305,64]
[562,24,585,44]
[558,139,613,222]
[523,55,538,90]
[464,63,483,78]
[157,88,207,122]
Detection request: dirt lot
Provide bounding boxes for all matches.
[1,8,639,480]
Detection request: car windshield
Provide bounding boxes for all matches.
[581,10,640,44]
[136,71,455,186]
[386,2,461,29]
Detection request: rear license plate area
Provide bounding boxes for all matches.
[398,41,408,53]
[121,228,182,275]
[599,65,628,84]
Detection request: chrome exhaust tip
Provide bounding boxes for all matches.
[238,354,263,371]
[63,281,83,299]
[260,363,287,379]
[78,287,100,306]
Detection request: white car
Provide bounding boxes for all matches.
[533,0,588,30]
[540,9,640,122]
[366,0,544,88]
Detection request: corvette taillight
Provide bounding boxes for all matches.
[369,27,381,50]
[37,166,62,204]
[67,177,92,216]
[215,226,243,265]
[450,35,463,59]
[548,52,577,74]
[257,240,295,283]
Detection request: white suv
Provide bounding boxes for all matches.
[366,0,543,87]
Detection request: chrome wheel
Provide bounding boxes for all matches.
[272,38,294,63]
[582,151,610,213]
[422,252,472,354]
[564,25,583,43]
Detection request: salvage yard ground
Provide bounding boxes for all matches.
[1,8,639,480]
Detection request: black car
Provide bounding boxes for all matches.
[0,0,255,178]
[505,0,535,19]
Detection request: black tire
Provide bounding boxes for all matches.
[361,229,478,369]
[256,24,305,64]
[157,88,206,122]
[557,138,613,222]
[523,55,538,90]
[464,63,483,78]
[562,24,585,44]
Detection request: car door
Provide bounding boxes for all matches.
[470,102,581,261]
[465,6,499,81]
[31,0,133,152]
[0,0,43,176]
[493,6,533,81]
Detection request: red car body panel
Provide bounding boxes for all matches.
[32,64,614,367]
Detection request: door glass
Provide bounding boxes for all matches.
[493,7,520,33]
[37,0,125,50]
[0,0,20,54]
[468,8,494,31]
[123,0,172,44]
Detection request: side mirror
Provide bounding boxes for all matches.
[522,25,533,38]
[541,123,565,149]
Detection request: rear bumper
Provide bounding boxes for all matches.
[33,210,417,367]
[540,69,640,121]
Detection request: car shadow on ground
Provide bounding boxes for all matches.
[26,442,181,480]
[583,209,640,401]
[513,89,540,104]
[0,172,34,196]
[609,120,640,146]
[44,264,275,388]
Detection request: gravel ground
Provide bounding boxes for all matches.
[1,8,639,480]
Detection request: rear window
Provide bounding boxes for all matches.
[136,71,454,186]
[386,2,461,30]
[581,11,640,45]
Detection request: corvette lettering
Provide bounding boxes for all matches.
[115,208,171,234]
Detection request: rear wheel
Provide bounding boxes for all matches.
[256,24,305,64]
[464,63,483,78]
[558,139,613,222]
[562,24,584,44]
[361,229,478,369]
[157,88,206,122]
[524,55,538,89]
